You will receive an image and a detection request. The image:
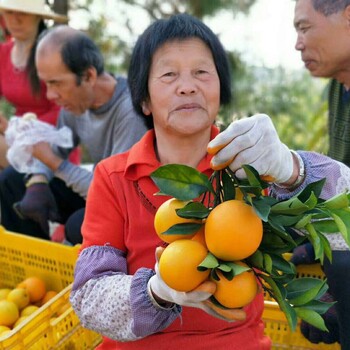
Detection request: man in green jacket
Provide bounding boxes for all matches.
[293,1,350,348]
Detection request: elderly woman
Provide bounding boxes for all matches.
[70,14,350,350]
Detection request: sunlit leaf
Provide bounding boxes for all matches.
[305,223,324,263]
[286,278,327,306]
[328,208,350,247]
[162,223,203,235]
[263,253,273,273]
[321,192,350,209]
[297,179,326,202]
[151,164,214,200]
[222,170,235,201]
[271,197,310,215]
[295,308,328,331]
[176,202,209,219]
[198,252,219,270]
[299,299,335,314]
[251,197,271,222]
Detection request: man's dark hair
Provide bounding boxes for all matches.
[128,13,232,119]
[312,0,350,15]
[38,26,104,85]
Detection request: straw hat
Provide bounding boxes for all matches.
[0,0,68,23]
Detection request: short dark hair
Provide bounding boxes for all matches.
[38,26,104,85]
[311,0,350,15]
[128,13,231,117]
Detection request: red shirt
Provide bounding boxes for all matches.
[82,127,270,349]
[0,40,60,125]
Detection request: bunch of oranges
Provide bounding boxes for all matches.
[0,276,58,336]
[154,197,263,309]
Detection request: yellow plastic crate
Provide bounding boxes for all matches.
[263,300,340,350]
[0,227,102,349]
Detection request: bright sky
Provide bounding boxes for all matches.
[207,0,303,70]
[71,0,303,71]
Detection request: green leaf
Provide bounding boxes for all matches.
[263,253,273,273]
[305,223,324,263]
[176,202,209,219]
[221,170,235,201]
[286,278,327,306]
[251,197,271,222]
[300,299,335,315]
[312,219,340,234]
[297,179,326,202]
[328,208,350,247]
[198,252,219,270]
[295,214,312,229]
[321,192,350,210]
[272,214,305,227]
[267,217,298,244]
[260,274,287,301]
[242,164,265,188]
[246,250,264,269]
[303,192,318,210]
[271,197,310,215]
[151,164,214,200]
[280,300,298,332]
[162,223,203,235]
[318,232,333,263]
[295,308,328,331]
[269,254,296,276]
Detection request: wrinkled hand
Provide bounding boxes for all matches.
[13,183,60,235]
[148,247,246,322]
[208,114,293,183]
[300,292,339,344]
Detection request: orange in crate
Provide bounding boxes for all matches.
[0,226,102,349]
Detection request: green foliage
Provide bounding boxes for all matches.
[222,65,329,153]
[151,163,350,331]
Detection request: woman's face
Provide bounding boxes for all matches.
[143,38,221,137]
[2,10,41,41]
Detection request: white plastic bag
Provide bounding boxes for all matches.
[5,113,73,173]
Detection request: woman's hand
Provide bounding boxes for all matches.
[208,114,296,185]
[147,247,246,322]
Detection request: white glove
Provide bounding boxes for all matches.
[208,114,293,184]
[147,247,246,322]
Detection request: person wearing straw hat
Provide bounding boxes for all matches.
[0,0,69,171]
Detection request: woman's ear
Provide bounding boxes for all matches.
[141,100,151,115]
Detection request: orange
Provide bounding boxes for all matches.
[40,290,58,306]
[20,305,39,317]
[159,239,210,292]
[56,303,70,316]
[6,288,30,310]
[0,325,11,334]
[212,263,258,308]
[12,315,28,328]
[0,289,11,301]
[191,226,207,247]
[17,277,46,303]
[0,300,19,327]
[205,200,263,261]
[154,198,201,243]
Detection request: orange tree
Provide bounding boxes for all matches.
[150,163,350,332]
